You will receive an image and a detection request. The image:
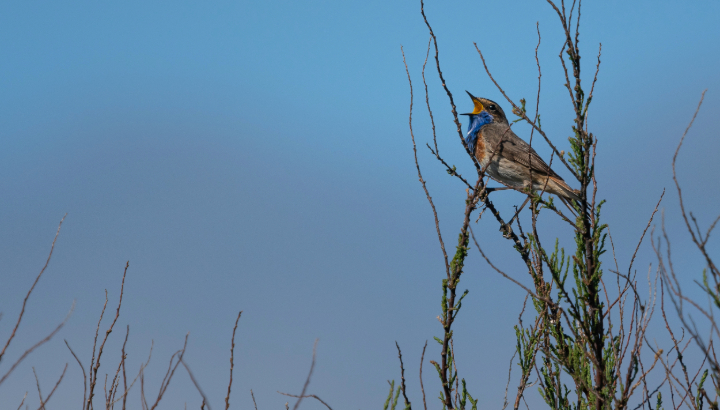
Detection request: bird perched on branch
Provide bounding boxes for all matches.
[462,92,580,208]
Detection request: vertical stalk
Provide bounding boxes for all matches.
[440,179,482,409]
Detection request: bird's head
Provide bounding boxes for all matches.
[461,92,508,125]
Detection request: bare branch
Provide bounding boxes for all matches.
[0,215,66,366]
[181,359,212,410]
[278,392,332,410]
[502,351,517,410]
[0,301,74,386]
[122,325,129,410]
[588,43,602,106]
[402,45,451,279]
[672,90,717,278]
[251,389,258,410]
[149,333,189,410]
[420,341,427,410]
[225,311,242,410]
[65,339,87,409]
[34,363,67,410]
[396,342,411,409]
[16,392,28,410]
[87,261,129,410]
[421,35,438,154]
[420,0,482,171]
[32,367,43,410]
[470,227,542,301]
[628,189,665,277]
[291,339,318,410]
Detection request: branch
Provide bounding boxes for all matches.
[420,0,482,171]
[149,333,189,410]
[0,302,74,386]
[396,342,412,410]
[278,392,333,410]
[87,261,129,410]
[291,339,318,410]
[65,340,87,409]
[419,341,427,410]
[0,215,66,366]
[225,311,242,410]
[33,363,67,410]
[181,359,212,410]
[402,45,450,279]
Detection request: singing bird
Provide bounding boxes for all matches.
[462,92,580,205]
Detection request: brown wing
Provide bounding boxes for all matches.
[481,123,560,178]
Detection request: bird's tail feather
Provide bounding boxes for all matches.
[546,176,584,216]
[548,176,580,202]
[558,196,578,217]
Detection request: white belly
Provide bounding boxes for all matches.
[484,157,529,189]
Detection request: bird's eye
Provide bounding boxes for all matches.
[489,104,496,110]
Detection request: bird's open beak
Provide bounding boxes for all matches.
[461,91,485,115]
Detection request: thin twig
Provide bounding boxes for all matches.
[181,359,212,410]
[396,342,411,409]
[226,311,243,410]
[420,0,482,171]
[106,326,129,410]
[87,261,129,410]
[32,367,44,410]
[291,339,318,410]
[420,341,427,410]
[0,215,66,367]
[0,302,75,386]
[402,45,450,279]
[526,21,542,192]
[149,333,189,410]
[502,351,518,410]
[87,290,109,409]
[111,340,153,408]
[588,43,602,105]
[16,392,28,410]
[65,340,88,409]
[627,189,665,278]
[427,144,474,190]
[672,90,716,278]
[470,227,542,301]
[251,389,258,410]
[421,35,438,154]
[36,363,67,410]
[278,392,333,410]
[122,326,129,410]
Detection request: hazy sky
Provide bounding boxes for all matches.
[1,0,719,409]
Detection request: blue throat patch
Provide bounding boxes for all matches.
[465,111,493,152]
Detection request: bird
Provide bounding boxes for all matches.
[461,91,580,208]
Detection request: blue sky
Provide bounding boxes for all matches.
[1,0,719,408]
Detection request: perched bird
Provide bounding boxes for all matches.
[461,92,580,205]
